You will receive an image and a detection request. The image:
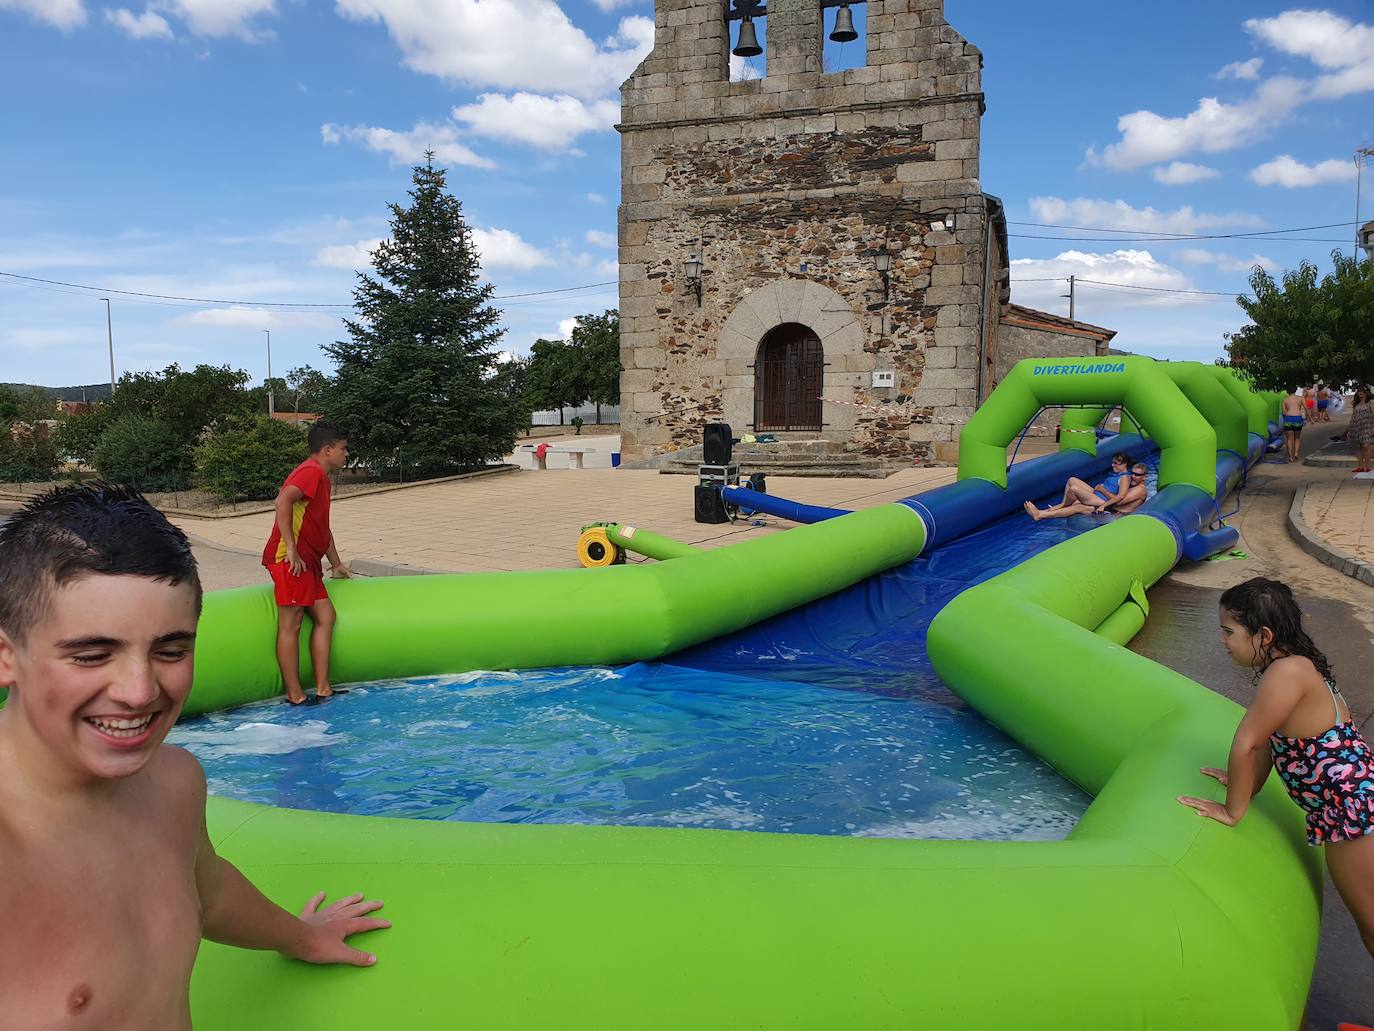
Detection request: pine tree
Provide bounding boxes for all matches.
[324,154,526,476]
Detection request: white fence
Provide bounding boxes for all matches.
[531,402,620,426]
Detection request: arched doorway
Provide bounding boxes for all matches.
[754,323,823,431]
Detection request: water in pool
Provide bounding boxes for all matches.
[172,660,1087,839]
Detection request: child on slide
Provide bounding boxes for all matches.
[0,484,389,1029]
[1024,459,1147,521]
[1178,578,1374,967]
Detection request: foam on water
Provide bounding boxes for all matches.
[171,662,1090,840]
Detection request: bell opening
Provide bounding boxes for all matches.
[822,0,866,74]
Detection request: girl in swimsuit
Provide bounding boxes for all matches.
[1178,577,1374,962]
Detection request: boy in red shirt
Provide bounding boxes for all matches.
[262,420,352,706]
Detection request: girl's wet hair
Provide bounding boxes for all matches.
[0,482,202,643]
[1219,577,1332,682]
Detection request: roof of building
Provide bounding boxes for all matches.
[1000,304,1117,342]
[270,411,320,424]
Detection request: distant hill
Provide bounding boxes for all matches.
[3,382,113,402]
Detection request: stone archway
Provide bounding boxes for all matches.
[716,280,867,436]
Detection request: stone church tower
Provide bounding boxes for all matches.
[615,0,1002,465]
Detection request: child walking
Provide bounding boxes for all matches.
[263,419,352,705]
[1178,577,1374,963]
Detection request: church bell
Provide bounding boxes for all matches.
[732,16,762,57]
[829,4,857,42]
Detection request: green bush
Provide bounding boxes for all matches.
[54,405,115,466]
[93,414,192,492]
[0,424,59,482]
[195,416,308,501]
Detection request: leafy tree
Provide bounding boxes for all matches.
[324,155,527,476]
[93,414,192,492]
[1223,252,1374,390]
[0,423,58,482]
[571,309,621,423]
[525,338,581,424]
[286,365,332,413]
[53,404,116,466]
[0,384,53,425]
[195,416,308,501]
[108,363,256,446]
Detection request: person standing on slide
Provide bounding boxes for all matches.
[263,420,352,706]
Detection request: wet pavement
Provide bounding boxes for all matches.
[1133,578,1374,1029]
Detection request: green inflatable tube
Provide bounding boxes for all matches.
[605,522,698,561]
[959,356,1216,493]
[1208,365,1271,439]
[1058,406,1147,454]
[186,503,926,716]
[926,514,1320,1028]
[1159,362,1251,456]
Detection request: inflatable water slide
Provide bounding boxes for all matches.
[188,357,1314,1029]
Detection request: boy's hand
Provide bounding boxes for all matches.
[330,561,352,579]
[285,546,305,576]
[1200,766,1228,786]
[290,892,390,967]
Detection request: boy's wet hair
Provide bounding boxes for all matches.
[0,483,202,644]
[1111,453,1129,465]
[308,419,348,454]
[1220,577,1332,682]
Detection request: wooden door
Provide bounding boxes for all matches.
[754,325,823,431]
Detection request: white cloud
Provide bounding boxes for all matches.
[585,192,606,205]
[590,0,635,10]
[334,1,653,101]
[311,238,382,269]
[1176,248,1275,273]
[1215,58,1262,80]
[1029,197,1263,235]
[178,307,338,330]
[585,229,615,248]
[451,93,619,151]
[594,258,618,277]
[1250,154,1357,188]
[1091,11,1374,172]
[471,227,551,271]
[105,6,173,39]
[1151,161,1221,186]
[1010,250,1211,313]
[0,0,85,29]
[557,317,578,339]
[156,0,277,40]
[1088,77,1306,171]
[321,121,494,169]
[1245,10,1374,101]
[730,53,763,82]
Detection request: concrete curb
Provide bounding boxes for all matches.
[1286,484,1374,588]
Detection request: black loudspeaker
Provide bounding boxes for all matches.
[746,472,767,494]
[694,483,729,524]
[703,422,733,465]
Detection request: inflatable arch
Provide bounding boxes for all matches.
[958,356,1217,493]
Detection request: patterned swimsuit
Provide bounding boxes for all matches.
[1269,680,1374,845]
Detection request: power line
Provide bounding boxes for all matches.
[1005,219,1356,241]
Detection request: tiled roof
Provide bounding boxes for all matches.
[1000,304,1117,341]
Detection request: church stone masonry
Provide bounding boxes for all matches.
[615,0,994,464]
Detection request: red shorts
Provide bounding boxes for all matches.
[267,561,329,607]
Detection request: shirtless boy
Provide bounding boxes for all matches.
[0,484,389,1030]
[1281,388,1306,462]
[1024,462,1149,521]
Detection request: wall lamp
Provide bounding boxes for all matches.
[683,255,703,306]
[872,249,891,301]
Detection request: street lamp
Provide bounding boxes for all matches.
[99,297,115,395]
[263,329,274,417]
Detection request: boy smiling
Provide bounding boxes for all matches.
[0,484,389,1029]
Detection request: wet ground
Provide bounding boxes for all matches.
[1135,577,1374,1029]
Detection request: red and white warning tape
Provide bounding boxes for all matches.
[822,396,916,416]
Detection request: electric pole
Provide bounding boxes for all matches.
[1061,275,1076,321]
[263,329,274,417]
[1357,145,1374,258]
[100,297,115,395]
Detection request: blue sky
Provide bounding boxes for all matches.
[1,0,1370,388]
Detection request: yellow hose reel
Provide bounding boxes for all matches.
[577,527,621,568]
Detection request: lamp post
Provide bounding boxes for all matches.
[99,297,115,395]
[263,329,274,417]
[1356,146,1374,258]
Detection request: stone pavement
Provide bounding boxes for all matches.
[1293,476,1374,586]
[171,461,961,576]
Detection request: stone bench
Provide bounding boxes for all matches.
[520,445,599,470]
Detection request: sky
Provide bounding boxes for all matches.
[0,0,1370,389]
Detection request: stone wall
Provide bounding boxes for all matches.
[617,0,988,464]
[995,319,1113,436]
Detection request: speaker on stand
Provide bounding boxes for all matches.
[703,422,733,465]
